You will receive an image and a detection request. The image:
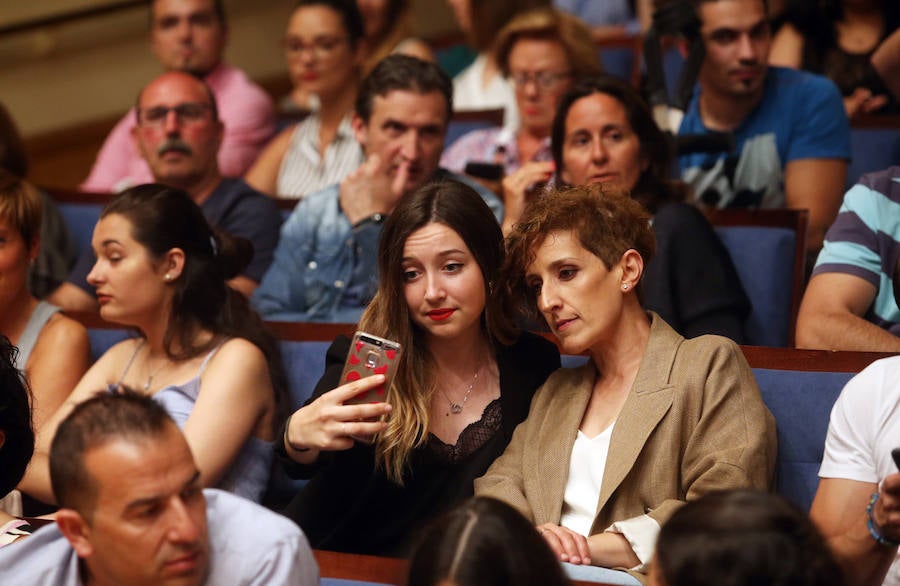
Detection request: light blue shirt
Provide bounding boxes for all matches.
[0,489,319,586]
[252,169,503,322]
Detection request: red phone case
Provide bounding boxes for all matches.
[341,331,402,405]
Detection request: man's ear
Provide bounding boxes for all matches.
[351,113,368,150]
[130,125,146,158]
[56,509,94,558]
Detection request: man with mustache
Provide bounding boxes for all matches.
[675,0,850,254]
[0,392,318,586]
[49,71,282,311]
[81,0,274,193]
[252,55,502,323]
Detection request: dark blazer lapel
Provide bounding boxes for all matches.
[594,314,681,517]
[534,363,594,524]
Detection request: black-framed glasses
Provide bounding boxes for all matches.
[510,71,573,91]
[137,103,212,127]
[282,35,349,59]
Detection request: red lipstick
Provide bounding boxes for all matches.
[427,309,455,321]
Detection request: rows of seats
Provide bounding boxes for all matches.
[51,190,809,348]
[71,312,891,514]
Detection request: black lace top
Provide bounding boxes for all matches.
[428,398,502,462]
[277,332,561,557]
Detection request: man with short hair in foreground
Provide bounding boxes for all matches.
[0,392,318,586]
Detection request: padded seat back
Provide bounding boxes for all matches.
[753,368,851,511]
[58,202,103,257]
[715,225,797,347]
[86,327,134,362]
[279,339,332,409]
[848,125,900,188]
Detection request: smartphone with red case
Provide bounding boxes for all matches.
[341,331,402,405]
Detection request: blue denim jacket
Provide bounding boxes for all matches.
[252,170,503,323]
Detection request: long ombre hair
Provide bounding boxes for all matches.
[358,180,515,484]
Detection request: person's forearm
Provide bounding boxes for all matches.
[796,309,900,352]
[827,522,896,586]
[872,29,900,101]
[587,532,641,569]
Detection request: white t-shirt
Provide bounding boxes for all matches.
[820,355,900,585]
[452,54,519,128]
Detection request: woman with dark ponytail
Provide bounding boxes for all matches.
[19,184,285,504]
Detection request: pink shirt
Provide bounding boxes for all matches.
[81,63,275,192]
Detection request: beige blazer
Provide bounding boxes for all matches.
[476,314,776,567]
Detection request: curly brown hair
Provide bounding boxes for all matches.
[502,183,656,321]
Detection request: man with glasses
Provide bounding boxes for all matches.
[81,0,274,193]
[675,0,849,254]
[252,55,502,323]
[50,71,282,311]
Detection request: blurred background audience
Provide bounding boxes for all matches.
[770,0,900,120]
[246,0,366,199]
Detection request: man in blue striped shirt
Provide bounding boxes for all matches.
[797,166,900,351]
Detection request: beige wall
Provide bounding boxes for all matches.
[0,0,459,138]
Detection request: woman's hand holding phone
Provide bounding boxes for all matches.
[285,374,392,459]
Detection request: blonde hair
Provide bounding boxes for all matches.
[495,7,601,80]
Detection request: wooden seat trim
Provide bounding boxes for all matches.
[314,549,622,586]
[71,311,895,374]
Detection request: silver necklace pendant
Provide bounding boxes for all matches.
[450,402,463,414]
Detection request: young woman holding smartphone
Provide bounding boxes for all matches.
[277,180,560,555]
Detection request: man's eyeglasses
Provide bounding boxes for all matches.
[137,103,213,127]
[510,71,573,91]
[282,36,348,59]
